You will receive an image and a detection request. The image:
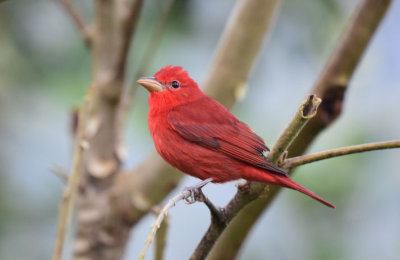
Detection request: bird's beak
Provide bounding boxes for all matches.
[136,77,164,92]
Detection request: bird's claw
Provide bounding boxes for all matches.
[183,189,204,204]
[183,178,213,204]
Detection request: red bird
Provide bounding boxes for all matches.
[137,65,335,208]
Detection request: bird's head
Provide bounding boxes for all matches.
[137,65,203,107]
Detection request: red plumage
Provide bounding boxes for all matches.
[137,65,335,208]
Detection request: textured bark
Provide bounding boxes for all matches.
[71,1,143,259]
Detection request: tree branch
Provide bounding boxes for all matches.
[205,1,393,259]
[202,0,281,106]
[190,94,321,260]
[52,85,94,260]
[118,0,177,132]
[154,208,169,260]
[50,165,69,183]
[138,189,195,260]
[134,0,176,79]
[284,140,400,170]
[269,94,321,162]
[289,0,393,157]
[72,0,144,259]
[60,0,93,47]
[114,0,143,80]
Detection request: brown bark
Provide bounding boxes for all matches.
[69,1,143,259]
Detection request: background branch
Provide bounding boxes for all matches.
[138,189,194,260]
[114,0,143,80]
[134,0,176,79]
[289,0,393,157]
[154,210,169,260]
[52,85,94,260]
[71,0,145,259]
[118,0,177,132]
[284,140,400,170]
[202,0,281,106]
[205,0,393,259]
[60,0,93,47]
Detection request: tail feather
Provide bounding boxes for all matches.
[277,176,336,208]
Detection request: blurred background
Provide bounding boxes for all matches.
[0,0,399,259]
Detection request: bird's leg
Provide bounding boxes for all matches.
[183,178,213,204]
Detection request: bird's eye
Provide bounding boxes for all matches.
[171,81,180,88]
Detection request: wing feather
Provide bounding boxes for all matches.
[168,100,288,176]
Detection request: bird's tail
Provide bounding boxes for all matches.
[276,175,336,208]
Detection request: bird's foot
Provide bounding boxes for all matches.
[183,178,213,204]
[182,178,226,223]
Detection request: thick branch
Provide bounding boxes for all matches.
[113,0,280,226]
[52,85,94,260]
[284,140,400,170]
[190,95,321,260]
[289,0,393,157]
[60,0,93,47]
[202,0,281,106]
[72,0,144,259]
[206,1,393,259]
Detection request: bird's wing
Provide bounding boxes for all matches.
[167,101,288,177]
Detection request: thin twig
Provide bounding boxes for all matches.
[118,0,176,126]
[50,165,69,183]
[139,178,213,260]
[284,140,400,169]
[138,190,191,260]
[154,208,169,260]
[60,0,93,47]
[52,85,94,260]
[134,0,176,79]
[114,0,144,80]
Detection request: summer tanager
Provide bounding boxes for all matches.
[137,65,335,208]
